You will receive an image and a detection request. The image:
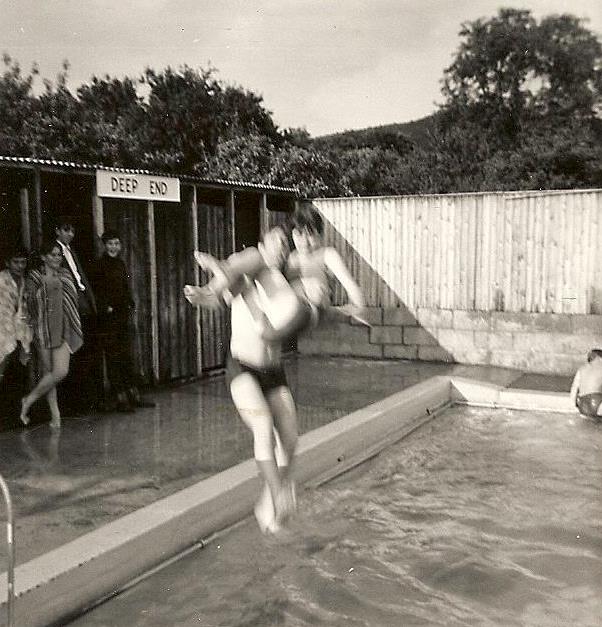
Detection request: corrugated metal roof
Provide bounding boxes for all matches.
[0,155,299,195]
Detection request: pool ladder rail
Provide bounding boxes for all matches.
[0,474,14,627]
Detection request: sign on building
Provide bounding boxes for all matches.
[96,170,180,202]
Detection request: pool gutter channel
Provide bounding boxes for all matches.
[0,375,573,627]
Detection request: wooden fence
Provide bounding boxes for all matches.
[307,189,602,315]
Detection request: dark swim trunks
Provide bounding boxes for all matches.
[576,393,602,418]
[225,353,288,392]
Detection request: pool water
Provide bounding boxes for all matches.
[70,405,602,626]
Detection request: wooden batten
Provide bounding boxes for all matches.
[19,188,31,249]
[228,190,236,253]
[147,200,160,383]
[260,193,269,235]
[91,184,104,257]
[32,167,43,248]
[191,185,203,376]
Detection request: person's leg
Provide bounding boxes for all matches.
[21,343,70,425]
[46,386,61,427]
[267,385,299,516]
[44,344,71,428]
[118,336,155,408]
[0,354,7,382]
[20,344,50,425]
[266,385,298,483]
[194,251,230,284]
[107,338,135,411]
[229,372,292,529]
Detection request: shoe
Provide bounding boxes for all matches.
[133,399,156,408]
[116,401,135,413]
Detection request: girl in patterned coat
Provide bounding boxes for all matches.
[20,241,82,428]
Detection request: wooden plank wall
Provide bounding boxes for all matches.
[154,190,198,382]
[309,189,602,314]
[197,201,233,371]
[102,199,154,383]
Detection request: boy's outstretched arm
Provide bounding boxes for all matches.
[194,247,265,296]
[322,247,365,308]
[242,282,311,342]
[322,247,372,326]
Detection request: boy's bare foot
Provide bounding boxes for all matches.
[254,485,280,534]
[183,285,223,309]
[50,417,61,430]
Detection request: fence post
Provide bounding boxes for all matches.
[0,474,15,627]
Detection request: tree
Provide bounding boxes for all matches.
[141,65,223,172]
[0,54,39,155]
[441,8,602,138]
[204,132,276,181]
[75,75,149,167]
[269,143,351,198]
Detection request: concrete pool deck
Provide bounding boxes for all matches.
[0,356,574,626]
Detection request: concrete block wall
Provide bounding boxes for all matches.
[297,307,602,376]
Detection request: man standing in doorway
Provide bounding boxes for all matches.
[55,219,99,414]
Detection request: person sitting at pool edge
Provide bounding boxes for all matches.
[569,348,602,419]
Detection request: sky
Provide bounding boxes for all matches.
[2,0,601,137]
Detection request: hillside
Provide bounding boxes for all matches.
[312,113,438,152]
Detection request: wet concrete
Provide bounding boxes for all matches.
[0,356,524,565]
[508,372,572,392]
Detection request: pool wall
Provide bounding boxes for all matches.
[297,309,598,376]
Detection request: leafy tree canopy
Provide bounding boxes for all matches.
[441,9,602,133]
[1,7,601,197]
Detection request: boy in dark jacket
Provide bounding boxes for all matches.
[94,230,154,412]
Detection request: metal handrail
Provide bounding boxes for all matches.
[0,474,14,627]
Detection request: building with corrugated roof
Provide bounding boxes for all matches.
[0,155,299,383]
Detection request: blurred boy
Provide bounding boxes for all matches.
[286,206,369,326]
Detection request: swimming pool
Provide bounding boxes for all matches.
[68,403,602,626]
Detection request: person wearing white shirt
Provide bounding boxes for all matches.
[55,221,96,316]
[54,219,99,414]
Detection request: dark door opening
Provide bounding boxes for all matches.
[234,192,261,251]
